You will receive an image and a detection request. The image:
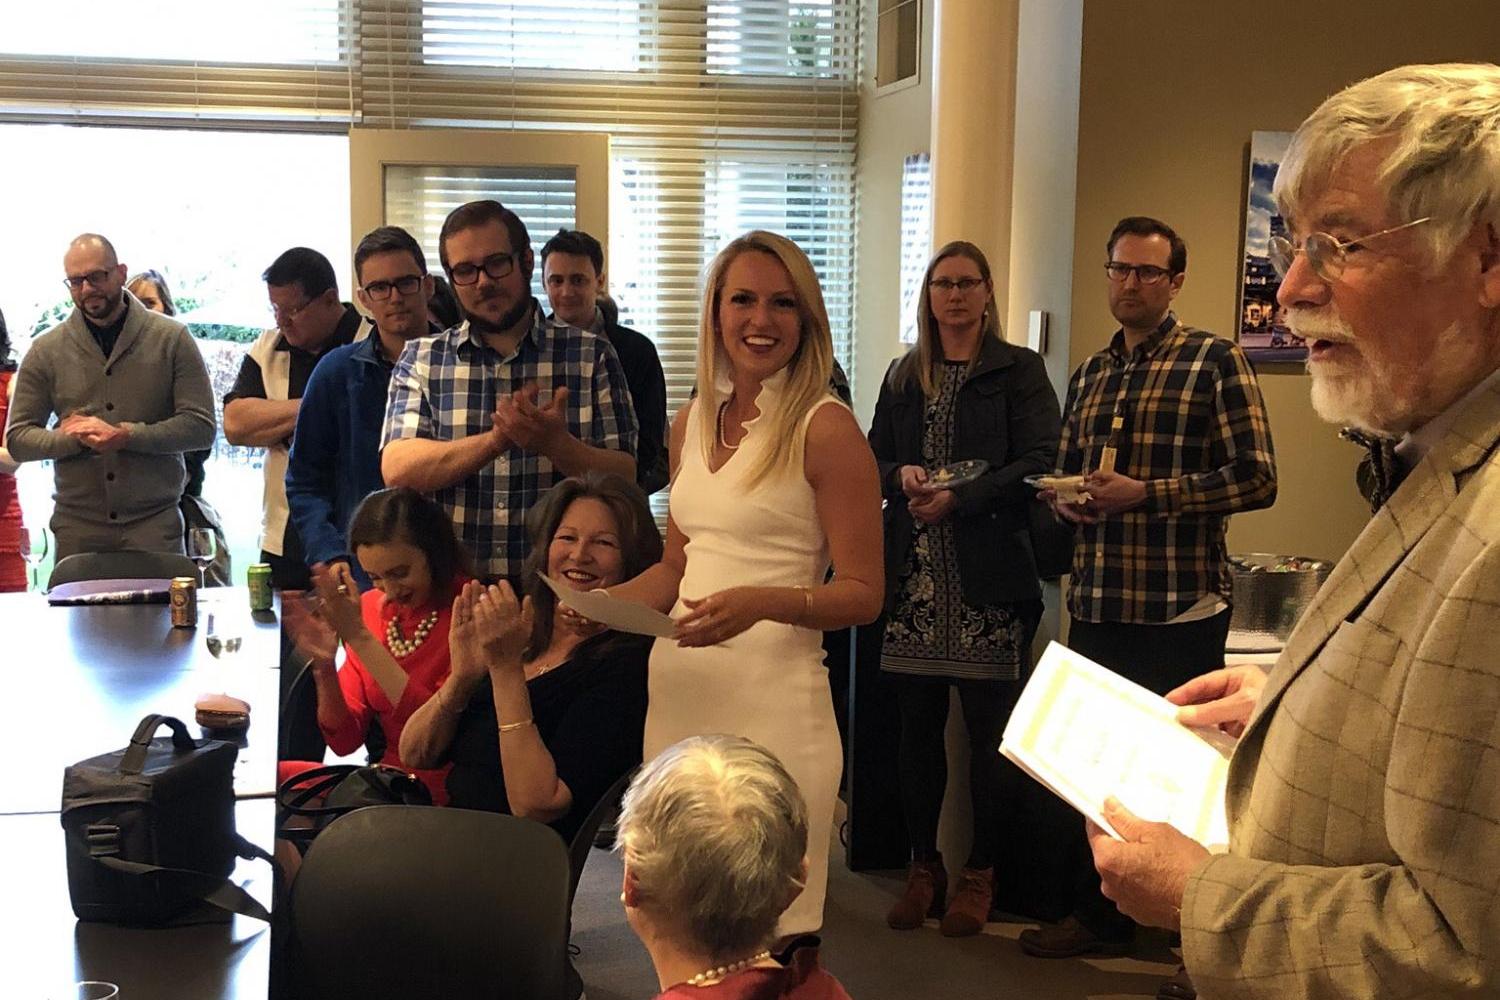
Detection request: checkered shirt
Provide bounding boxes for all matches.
[1057,315,1276,623]
[380,306,637,580]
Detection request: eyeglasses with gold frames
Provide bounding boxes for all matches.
[1267,217,1431,281]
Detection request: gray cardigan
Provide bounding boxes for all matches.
[6,292,215,527]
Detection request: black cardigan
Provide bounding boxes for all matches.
[868,336,1061,611]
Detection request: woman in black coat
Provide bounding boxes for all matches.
[868,240,1060,937]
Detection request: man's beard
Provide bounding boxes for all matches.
[82,288,124,321]
[1291,308,1473,436]
[466,293,532,337]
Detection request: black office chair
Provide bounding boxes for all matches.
[277,658,326,763]
[290,806,572,1000]
[566,768,635,907]
[47,549,198,589]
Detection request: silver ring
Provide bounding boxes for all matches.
[337,584,349,595]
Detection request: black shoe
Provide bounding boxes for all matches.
[1018,916,1133,959]
[1157,965,1196,1000]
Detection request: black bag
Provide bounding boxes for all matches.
[275,764,432,854]
[1027,498,1076,581]
[61,713,272,925]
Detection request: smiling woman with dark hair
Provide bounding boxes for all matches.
[399,471,662,842]
[0,305,26,592]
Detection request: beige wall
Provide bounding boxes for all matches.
[1071,0,1500,563]
[851,0,934,427]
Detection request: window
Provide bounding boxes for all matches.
[421,0,643,72]
[1,0,346,64]
[898,152,932,344]
[384,165,579,301]
[0,123,349,588]
[708,0,848,78]
[875,0,921,91]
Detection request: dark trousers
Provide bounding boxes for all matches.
[894,674,1023,870]
[1064,609,1232,939]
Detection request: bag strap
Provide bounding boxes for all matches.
[120,715,198,775]
[276,764,362,819]
[86,824,275,922]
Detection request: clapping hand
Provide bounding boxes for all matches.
[446,582,490,685]
[282,590,340,669]
[494,383,571,455]
[469,581,535,675]
[310,562,365,642]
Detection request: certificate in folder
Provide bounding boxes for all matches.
[1001,641,1234,851]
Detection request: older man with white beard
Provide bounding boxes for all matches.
[1080,63,1500,1000]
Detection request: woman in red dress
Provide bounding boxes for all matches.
[0,307,28,593]
[286,487,475,803]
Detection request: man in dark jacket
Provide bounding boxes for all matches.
[541,229,669,494]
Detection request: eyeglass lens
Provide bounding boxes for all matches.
[450,253,514,285]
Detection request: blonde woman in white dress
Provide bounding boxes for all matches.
[601,231,883,937]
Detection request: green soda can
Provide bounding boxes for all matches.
[248,563,274,611]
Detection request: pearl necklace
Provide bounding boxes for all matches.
[716,401,739,450]
[385,610,440,658]
[685,950,773,987]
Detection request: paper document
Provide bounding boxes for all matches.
[539,574,677,639]
[1001,641,1233,851]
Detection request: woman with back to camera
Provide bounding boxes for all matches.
[283,486,475,803]
[0,307,27,592]
[868,241,1060,935]
[619,734,854,999]
[400,471,661,844]
[599,231,884,938]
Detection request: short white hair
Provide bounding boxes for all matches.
[1275,62,1500,265]
[617,735,807,958]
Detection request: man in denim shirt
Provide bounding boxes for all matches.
[286,226,438,588]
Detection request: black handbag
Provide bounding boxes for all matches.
[1027,497,1076,581]
[275,764,432,854]
[60,713,272,925]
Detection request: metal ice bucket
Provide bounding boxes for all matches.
[1227,553,1334,650]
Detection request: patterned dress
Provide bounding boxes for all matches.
[0,370,27,592]
[880,361,1029,681]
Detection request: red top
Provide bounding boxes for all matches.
[0,370,26,593]
[322,581,467,804]
[654,944,852,1000]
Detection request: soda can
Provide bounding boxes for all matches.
[248,563,274,612]
[170,577,198,628]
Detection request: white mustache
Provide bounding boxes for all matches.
[1286,310,1355,344]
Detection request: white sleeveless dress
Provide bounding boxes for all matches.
[645,376,843,936]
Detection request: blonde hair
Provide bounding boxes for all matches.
[695,231,837,488]
[617,735,808,960]
[1275,62,1500,267]
[892,240,1001,398]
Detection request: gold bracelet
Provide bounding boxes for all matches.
[498,717,535,733]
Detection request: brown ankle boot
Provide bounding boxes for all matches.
[886,857,947,930]
[939,866,993,937]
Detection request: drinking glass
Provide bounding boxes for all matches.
[60,984,119,1000]
[187,527,216,587]
[19,525,48,590]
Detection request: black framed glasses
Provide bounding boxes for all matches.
[928,277,984,293]
[1267,216,1430,281]
[63,269,113,290]
[267,296,319,324]
[361,274,425,300]
[449,252,516,286]
[1104,263,1174,285]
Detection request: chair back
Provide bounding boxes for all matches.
[290,805,572,1000]
[566,768,634,907]
[277,658,326,763]
[48,550,198,589]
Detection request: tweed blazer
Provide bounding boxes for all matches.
[1180,381,1500,999]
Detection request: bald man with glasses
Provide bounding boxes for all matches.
[6,233,215,560]
[1024,215,1277,963]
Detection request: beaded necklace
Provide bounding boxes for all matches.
[685,950,773,987]
[385,609,441,658]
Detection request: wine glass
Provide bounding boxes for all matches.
[18,526,48,591]
[187,527,216,587]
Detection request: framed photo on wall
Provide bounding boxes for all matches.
[1238,130,1304,364]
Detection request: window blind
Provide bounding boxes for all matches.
[898,152,932,344]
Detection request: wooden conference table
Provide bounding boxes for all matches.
[0,587,282,999]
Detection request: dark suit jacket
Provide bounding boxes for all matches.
[868,336,1060,610]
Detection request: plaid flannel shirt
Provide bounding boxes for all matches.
[380,305,637,580]
[1057,314,1276,623]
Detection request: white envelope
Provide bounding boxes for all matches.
[1001,641,1234,851]
[538,574,677,639]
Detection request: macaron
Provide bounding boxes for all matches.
[195,692,251,731]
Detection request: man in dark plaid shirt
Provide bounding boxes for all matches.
[380,200,637,582]
[1022,216,1276,964]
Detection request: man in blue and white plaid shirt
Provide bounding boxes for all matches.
[380,200,638,582]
